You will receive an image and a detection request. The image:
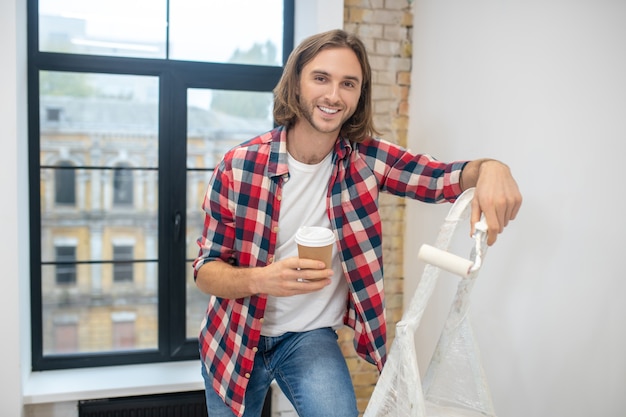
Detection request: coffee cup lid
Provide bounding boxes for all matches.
[295,226,335,247]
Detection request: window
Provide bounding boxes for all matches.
[113,164,134,207]
[54,161,76,205]
[46,107,61,122]
[113,245,134,283]
[29,0,294,370]
[53,319,78,353]
[112,313,137,350]
[55,245,76,285]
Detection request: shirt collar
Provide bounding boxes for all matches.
[267,126,354,178]
[267,126,288,178]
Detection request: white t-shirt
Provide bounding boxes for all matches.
[261,152,348,337]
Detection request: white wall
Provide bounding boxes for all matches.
[294,0,344,45]
[405,1,626,416]
[1,0,28,415]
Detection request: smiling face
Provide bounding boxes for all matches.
[294,47,363,138]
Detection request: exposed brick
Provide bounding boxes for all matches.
[392,84,410,100]
[397,70,411,85]
[375,39,402,56]
[402,40,413,58]
[401,10,414,27]
[346,7,373,24]
[355,24,384,39]
[352,371,380,385]
[373,69,396,86]
[383,24,409,40]
[368,55,392,72]
[392,115,409,132]
[344,0,369,6]
[372,116,392,134]
[398,100,409,116]
[385,0,412,10]
[354,385,375,400]
[370,10,405,25]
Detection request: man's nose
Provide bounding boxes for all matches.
[323,83,341,102]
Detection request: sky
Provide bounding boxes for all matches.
[39,0,284,63]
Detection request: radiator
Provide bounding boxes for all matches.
[78,389,272,417]
[78,391,208,417]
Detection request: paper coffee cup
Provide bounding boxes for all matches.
[295,226,335,269]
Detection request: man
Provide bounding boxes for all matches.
[193,29,522,417]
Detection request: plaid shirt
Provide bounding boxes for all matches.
[193,126,466,416]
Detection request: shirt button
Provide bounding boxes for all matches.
[245,373,251,378]
[252,347,258,353]
[259,317,265,323]
[277,194,282,201]
[273,226,279,233]
[268,256,274,263]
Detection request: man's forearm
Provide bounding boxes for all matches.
[195,260,259,299]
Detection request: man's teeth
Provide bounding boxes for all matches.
[319,106,338,114]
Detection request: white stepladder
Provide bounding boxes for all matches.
[364,188,497,417]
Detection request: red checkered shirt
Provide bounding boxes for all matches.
[193,126,467,416]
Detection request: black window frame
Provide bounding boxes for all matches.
[28,0,294,371]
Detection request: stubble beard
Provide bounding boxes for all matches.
[298,97,347,135]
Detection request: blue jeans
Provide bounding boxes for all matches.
[202,327,358,417]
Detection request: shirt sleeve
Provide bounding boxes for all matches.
[192,158,237,278]
[358,137,468,203]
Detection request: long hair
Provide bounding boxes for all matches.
[273,29,380,142]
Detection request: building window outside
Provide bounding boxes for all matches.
[46,107,61,122]
[112,312,137,349]
[113,245,134,283]
[113,164,134,207]
[54,161,76,205]
[55,245,76,285]
[53,320,78,353]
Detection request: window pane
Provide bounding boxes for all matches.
[39,0,166,58]
[187,88,274,168]
[39,71,160,139]
[170,0,284,65]
[41,166,158,264]
[42,262,158,355]
[39,71,159,356]
[185,88,274,338]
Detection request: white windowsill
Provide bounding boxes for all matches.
[23,360,204,405]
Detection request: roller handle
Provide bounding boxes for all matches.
[417,244,474,278]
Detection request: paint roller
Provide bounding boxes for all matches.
[417,219,488,278]
[417,245,475,277]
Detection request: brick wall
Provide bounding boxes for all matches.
[342,0,414,414]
